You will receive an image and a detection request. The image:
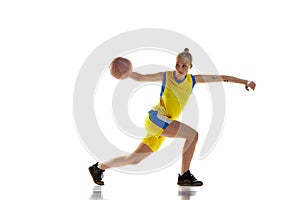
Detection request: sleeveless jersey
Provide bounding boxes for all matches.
[152,71,196,120]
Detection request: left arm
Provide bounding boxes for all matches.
[194,74,256,91]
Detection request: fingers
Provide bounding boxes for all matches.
[252,82,256,90]
[246,81,256,91]
[245,85,249,91]
[250,81,256,91]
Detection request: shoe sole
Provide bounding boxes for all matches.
[95,181,104,185]
[177,182,203,186]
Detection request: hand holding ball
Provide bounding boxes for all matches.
[109,57,132,79]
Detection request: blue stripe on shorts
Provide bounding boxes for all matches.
[148,110,172,129]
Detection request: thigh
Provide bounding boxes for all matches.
[132,142,154,156]
[143,113,167,152]
[161,120,197,139]
[142,134,166,152]
[127,142,153,162]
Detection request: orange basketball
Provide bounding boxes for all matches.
[109,57,132,79]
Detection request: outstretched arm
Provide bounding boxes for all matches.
[195,74,256,91]
[129,72,163,82]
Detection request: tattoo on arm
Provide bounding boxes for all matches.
[222,76,229,82]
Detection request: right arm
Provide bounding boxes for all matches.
[129,72,163,82]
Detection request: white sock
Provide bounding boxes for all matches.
[97,163,102,169]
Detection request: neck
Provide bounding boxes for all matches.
[175,71,186,81]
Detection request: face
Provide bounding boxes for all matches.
[175,57,192,76]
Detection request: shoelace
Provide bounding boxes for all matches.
[185,171,197,181]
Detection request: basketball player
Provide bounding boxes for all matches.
[89,48,256,186]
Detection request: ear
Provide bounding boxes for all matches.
[190,63,193,69]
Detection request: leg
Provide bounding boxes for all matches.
[161,120,198,174]
[99,142,153,170]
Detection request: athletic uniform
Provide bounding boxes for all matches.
[89,70,203,187]
[142,71,196,151]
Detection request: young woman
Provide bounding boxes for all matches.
[89,48,256,186]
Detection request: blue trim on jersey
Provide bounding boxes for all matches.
[160,72,167,97]
[148,110,171,129]
[191,74,196,89]
[173,71,186,84]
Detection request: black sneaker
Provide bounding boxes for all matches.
[177,170,203,186]
[88,162,105,185]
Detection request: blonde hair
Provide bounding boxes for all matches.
[177,48,193,63]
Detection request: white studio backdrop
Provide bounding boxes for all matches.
[0,0,299,200]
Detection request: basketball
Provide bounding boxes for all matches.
[109,57,132,79]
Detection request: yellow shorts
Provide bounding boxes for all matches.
[142,110,173,152]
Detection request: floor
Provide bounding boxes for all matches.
[89,185,202,200]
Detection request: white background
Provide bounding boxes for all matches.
[1,0,299,199]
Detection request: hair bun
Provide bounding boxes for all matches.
[177,48,193,63]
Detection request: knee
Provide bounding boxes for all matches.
[192,131,198,142]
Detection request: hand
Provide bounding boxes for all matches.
[245,81,256,91]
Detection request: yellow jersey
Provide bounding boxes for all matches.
[153,71,196,120]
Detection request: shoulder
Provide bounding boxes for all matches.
[188,74,197,86]
[164,71,173,79]
[165,71,173,75]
